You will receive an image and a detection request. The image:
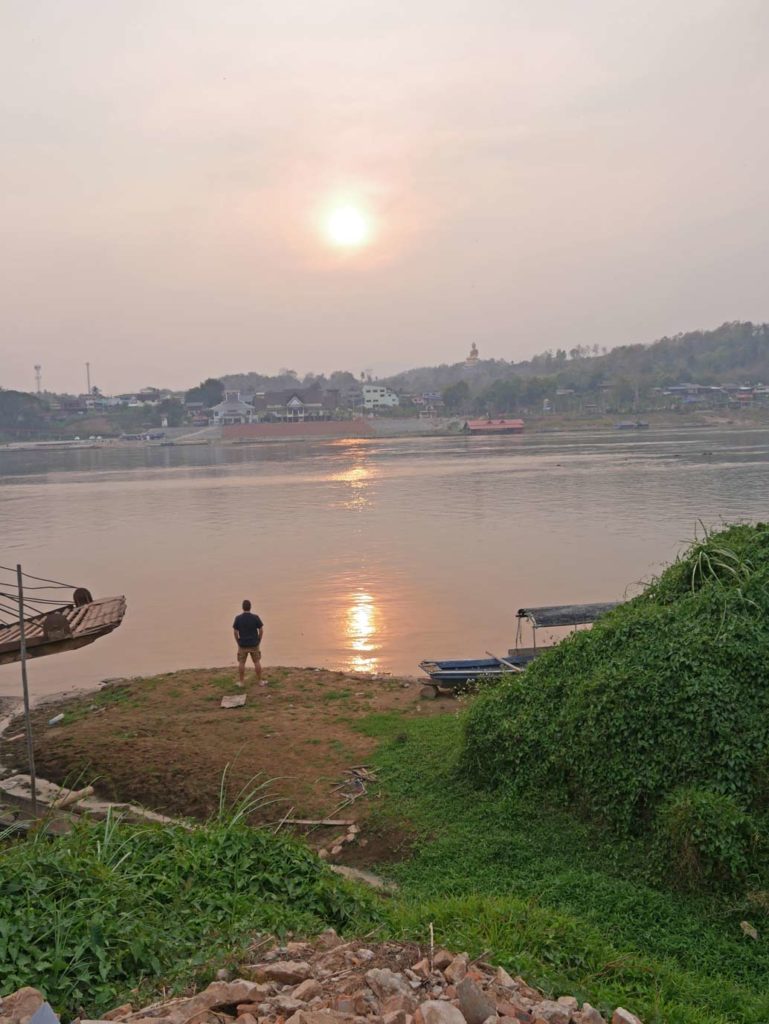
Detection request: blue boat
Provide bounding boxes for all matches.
[418,651,536,697]
[419,602,621,698]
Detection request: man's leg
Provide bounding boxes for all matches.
[237,649,246,685]
[252,649,263,683]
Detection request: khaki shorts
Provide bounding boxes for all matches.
[237,645,261,664]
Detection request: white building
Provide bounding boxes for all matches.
[362,384,399,410]
[210,391,255,425]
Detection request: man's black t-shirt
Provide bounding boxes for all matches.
[233,611,263,647]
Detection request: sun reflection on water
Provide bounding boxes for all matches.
[346,590,380,672]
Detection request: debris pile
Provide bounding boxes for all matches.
[0,934,643,1024]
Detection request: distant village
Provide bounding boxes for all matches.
[4,332,769,441]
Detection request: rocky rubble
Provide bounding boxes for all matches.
[0,935,642,1024]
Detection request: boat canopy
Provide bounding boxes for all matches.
[515,602,620,629]
[0,595,127,665]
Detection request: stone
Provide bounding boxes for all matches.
[528,1003,571,1024]
[250,962,313,986]
[317,928,344,950]
[382,995,419,1015]
[414,1002,468,1024]
[384,1013,409,1024]
[292,981,323,1003]
[330,997,356,1015]
[574,1007,605,1024]
[236,1016,258,1024]
[494,969,517,991]
[286,942,311,955]
[285,1013,352,1024]
[366,970,415,1003]
[411,960,431,981]
[356,950,376,962]
[611,1013,641,1024]
[0,989,45,1024]
[457,979,496,1024]
[273,997,303,1014]
[331,846,344,856]
[104,1005,133,1021]
[556,999,578,1014]
[433,951,454,971]
[443,957,468,985]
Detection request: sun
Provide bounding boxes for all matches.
[324,204,371,248]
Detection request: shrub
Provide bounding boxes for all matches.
[655,787,756,887]
[461,524,769,881]
[0,813,374,1018]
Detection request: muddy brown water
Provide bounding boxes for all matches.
[2,427,769,701]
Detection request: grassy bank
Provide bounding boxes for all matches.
[362,711,769,1024]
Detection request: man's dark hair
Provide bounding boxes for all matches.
[242,599,251,611]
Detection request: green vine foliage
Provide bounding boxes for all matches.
[461,523,769,885]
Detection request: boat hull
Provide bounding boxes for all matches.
[419,654,533,688]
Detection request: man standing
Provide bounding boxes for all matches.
[233,599,264,686]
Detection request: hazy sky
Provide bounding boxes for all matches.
[3,1,768,394]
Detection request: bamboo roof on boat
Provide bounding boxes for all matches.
[516,602,620,628]
[0,596,126,661]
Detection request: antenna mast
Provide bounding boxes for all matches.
[34,365,42,394]
[85,361,91,394]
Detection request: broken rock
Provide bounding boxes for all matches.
[286,1012,351,1024]
[366,969,415,1003]
[0,989,45,1024]
[528,1002,571,1024]
[611,1012,641,1024]
[292,981,323,1002]
[493,969,517,991]
[250,962,312,986]
[443,956,469,985]
[457,979,496,1024]
[415,1001,468,1024]
[574,1007,605,1024]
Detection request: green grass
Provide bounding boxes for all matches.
[323,688,353,702]
[0,810,375,1020]
[365,712,769,1024]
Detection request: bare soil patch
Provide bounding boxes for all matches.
[0,667,452,837]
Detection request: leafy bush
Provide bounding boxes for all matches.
[0,813,373,1018]
[655,787,756,887]
[461,524,769,881]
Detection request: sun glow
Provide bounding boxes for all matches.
[346,590,380,673]
[324,204,371,248]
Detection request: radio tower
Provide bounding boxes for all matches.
[34,364,42,394]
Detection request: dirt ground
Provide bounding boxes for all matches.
[0,667,453,845]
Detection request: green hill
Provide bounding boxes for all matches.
[461,523,769,887]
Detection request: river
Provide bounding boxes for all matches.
[1,426,767,699]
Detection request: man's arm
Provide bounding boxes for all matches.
[233,628,240,643]
[258,624,264,645]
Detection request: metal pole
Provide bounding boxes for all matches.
[16,564,38,816]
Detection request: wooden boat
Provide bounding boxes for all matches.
[0,592,127,665]
[614,421,650,430]
[464,418,525,435]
